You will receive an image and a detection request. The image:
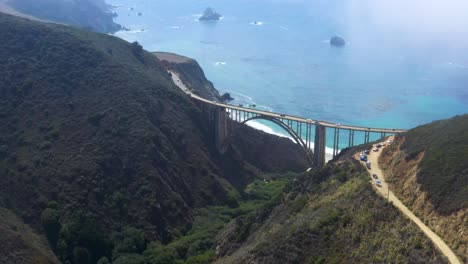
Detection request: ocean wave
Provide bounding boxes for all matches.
[256,105,274,112]
[170,26,182,29]
[214,61,227,66]
[446,61,468,69]
[244,120,337,161]
[118,29,147,34]
[227,109,337,158]
[250,21,264,26]
[227,91,253,101]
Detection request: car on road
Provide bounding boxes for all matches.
[372,174,378,179]
[280,114,286,117]
[364,150,370,155]
[366,161,371,169]
[360,155,367,161]
[375,180,382,187]
[372,147,378,152]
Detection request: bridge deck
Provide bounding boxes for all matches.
[170,70,407,134]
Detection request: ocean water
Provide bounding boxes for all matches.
[108,0,468,151]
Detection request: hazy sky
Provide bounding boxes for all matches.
[346,0,468,40]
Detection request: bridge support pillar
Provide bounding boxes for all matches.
[214,107,230,154]
[313,124,326,167]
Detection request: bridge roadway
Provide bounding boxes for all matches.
[175,81,406,134]
[170,70,407,165]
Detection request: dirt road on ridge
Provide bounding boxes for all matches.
[356,139,461,264]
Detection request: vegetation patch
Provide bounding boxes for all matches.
[215,160,447,264]
[398,114,468,214]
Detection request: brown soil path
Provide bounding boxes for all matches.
[356,138,462,264]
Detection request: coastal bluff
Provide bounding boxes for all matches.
[153,52,222,101]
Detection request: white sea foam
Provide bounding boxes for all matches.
[246,120,337,161]
[250,21,264,26]
[214,61,227,66]
[120,29,147,34]
[446,61,467,69]
[226,111,337,162]
[256,105,274,112]
[228,91,253,101]
[246,120,289,139]
[170,26,182,29]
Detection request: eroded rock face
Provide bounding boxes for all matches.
[154,52,222,101]
[330,36,346,47]
[220,93,234,102]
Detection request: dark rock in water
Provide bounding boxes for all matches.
[220,93,234,102]
[199,7,221,21]
[137,12,143,16]
[330,36,346,47]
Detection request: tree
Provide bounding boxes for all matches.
[41,207,61,250]
[131,42,144,60]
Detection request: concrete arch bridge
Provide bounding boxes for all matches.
[171,72,407,166]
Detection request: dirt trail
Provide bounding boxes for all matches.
[355,138,461,264]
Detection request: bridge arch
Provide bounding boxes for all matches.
[241,115,308,150]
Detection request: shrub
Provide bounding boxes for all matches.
[112,226,147,259]
[73,246,90,264]
[143,242,179,264]
[40,208,61,249]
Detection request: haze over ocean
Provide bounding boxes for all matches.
[108,0,468,149]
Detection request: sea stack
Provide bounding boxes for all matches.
[199,7,222,21]
[330,36,346,47]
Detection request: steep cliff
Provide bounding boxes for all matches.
[154,52,222,101]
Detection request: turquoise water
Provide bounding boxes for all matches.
[108,0,468,149]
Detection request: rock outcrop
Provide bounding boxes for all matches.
[330,36,346,47]
[220,93,234,102]
[199,7,222,21]
[154,52,222,101]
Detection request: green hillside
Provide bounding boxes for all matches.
[0,207,59,264]
[393,115,467,214]
[0,13,307,263]
[216,159,447,263]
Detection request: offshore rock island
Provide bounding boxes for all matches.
[199,7,222,21]
[330,36,346,47]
